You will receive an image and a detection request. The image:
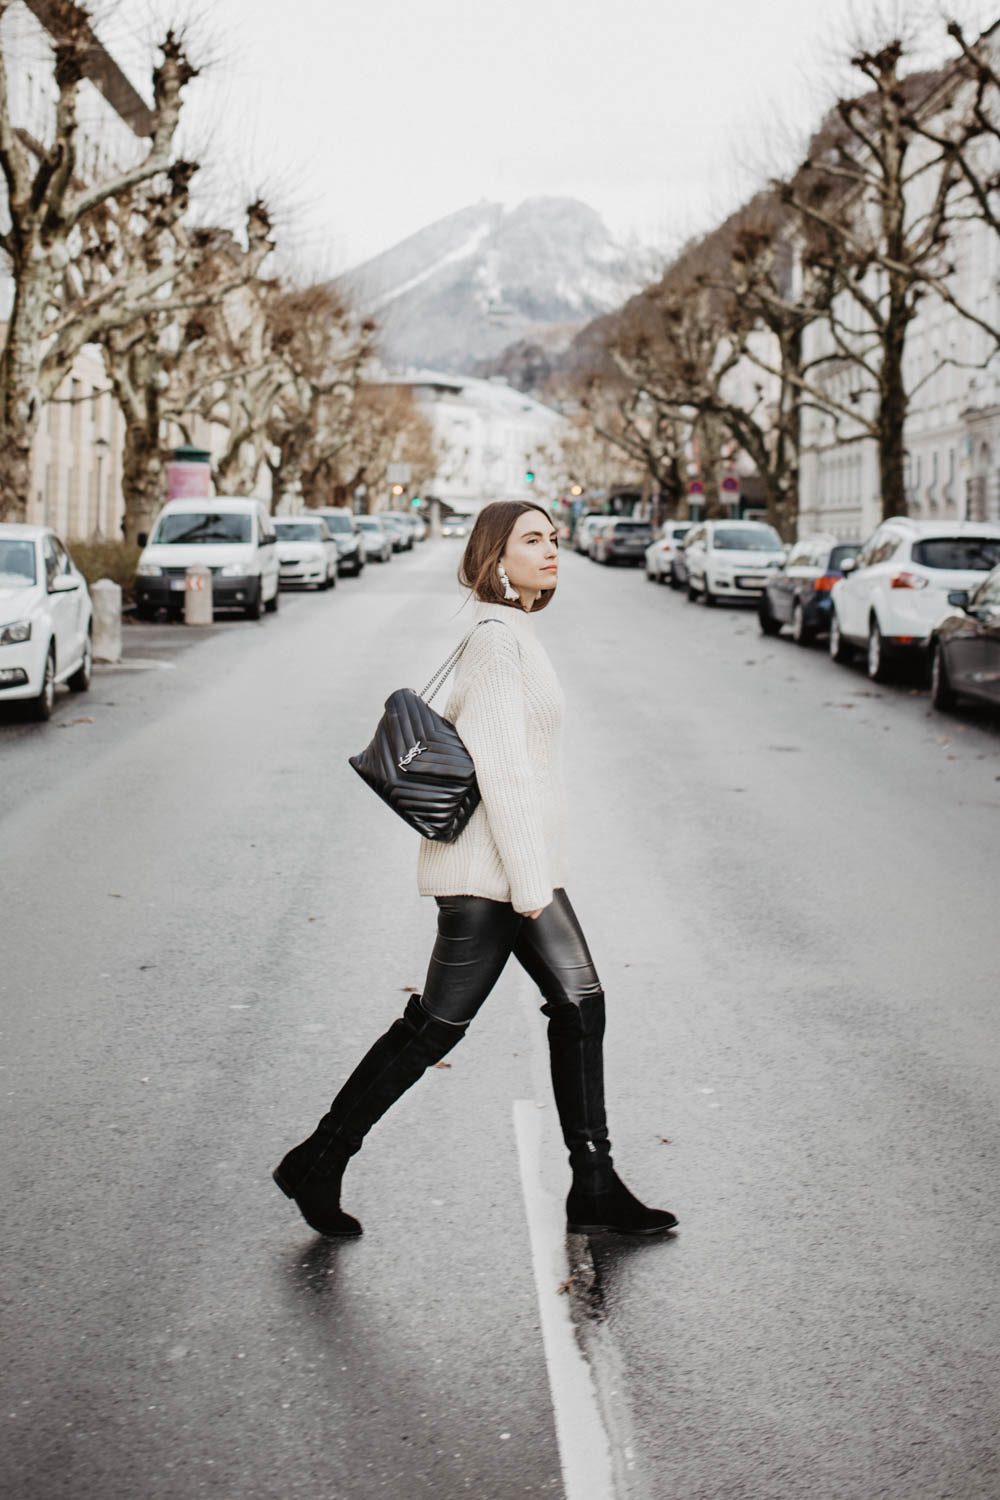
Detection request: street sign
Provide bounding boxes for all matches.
[721,475,741,495]
[387,463,411,485]
[687,479,705,495]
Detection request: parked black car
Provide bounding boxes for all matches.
[594,517,653,565]
[758,535,861,643]
[930,564,1000,711]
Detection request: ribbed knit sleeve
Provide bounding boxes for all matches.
[455,624,553,914]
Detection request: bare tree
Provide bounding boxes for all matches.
[94,204,273,541]
[311,382,438,511]
[264,284,376,509]
[0,1,199,518]
[771,38,997,519]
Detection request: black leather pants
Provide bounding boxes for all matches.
[422,890,612,1184]
[421,889,603,1025]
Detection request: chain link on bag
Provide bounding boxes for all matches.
[420,620,504,704]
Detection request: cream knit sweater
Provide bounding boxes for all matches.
[417,600,567,914]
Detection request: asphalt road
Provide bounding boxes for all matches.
[2,542,998,1500]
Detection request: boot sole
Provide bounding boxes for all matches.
[272,1168,363,1237]
[567,1221,678,1236]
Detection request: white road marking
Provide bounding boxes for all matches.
[513,1098,616,1500]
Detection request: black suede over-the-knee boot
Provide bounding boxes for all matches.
[274,995,467,1236]
[542,992,677,1235]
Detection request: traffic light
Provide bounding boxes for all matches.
[411,495,421,507]
[524,470,535,484]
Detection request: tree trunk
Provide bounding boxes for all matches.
[879,319,908,519]
[214,444,260,496]
[121,421,168,543]
[0,266,58,521]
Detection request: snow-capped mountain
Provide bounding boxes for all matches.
[341,198,654,373]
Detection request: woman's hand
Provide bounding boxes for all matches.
[524,907,546,920]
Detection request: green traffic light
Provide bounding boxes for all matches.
[411,495,421,507]
[525,471,535,484]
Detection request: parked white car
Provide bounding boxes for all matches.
[829,518,1000,682]
[0,523,93,720]
[645,520,692,582]
[274,518,338,590]
[683,520,786,604]
[136,497,280,620]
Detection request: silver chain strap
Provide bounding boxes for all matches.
[420,620,500,703]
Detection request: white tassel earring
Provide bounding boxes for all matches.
[497,563,520,602]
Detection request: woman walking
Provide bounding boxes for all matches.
[274,500,677,1238]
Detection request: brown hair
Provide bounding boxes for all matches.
[457,500,557,612]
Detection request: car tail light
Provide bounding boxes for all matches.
[890,571,927,590]
[660,542,672,553]
[813,574,838,592]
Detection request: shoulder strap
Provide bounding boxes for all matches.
[421,619,508,703]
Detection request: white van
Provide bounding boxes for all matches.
[136,498,280,620]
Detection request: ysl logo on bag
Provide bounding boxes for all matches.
[398,739,427,771]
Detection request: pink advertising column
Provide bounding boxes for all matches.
[167,445,213,500]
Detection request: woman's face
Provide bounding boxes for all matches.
[501,510,559,600]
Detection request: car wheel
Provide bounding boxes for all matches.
[245,581,263,620]
[758,598,781,636]
[669,573,681,591]
[32,643,56,721]
[829,610,853,663]
[930,640,958,710]
[67,630,93,692]
[791,599,813,646]
[866,619,892,683]
[266,583,280,612]
[702,582,716,606]
[686,578,699,601]
[328,567,337,588]
[645,566,656,580]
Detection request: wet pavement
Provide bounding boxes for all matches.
[2,542,998,1498]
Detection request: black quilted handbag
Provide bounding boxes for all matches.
[348,622,499,842]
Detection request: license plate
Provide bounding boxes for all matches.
[737,577,764,589]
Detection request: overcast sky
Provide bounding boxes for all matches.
[97,0,1000,275]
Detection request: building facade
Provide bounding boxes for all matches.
[383,371,565,513]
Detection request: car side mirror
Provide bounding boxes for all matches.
[841,556,858,573]
[49,574,80,593]
[947,589,970,609]
[137,532,148,548]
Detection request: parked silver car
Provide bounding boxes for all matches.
[355,515,393,562]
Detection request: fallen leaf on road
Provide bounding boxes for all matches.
[109,893,122,898]
[400,985,419,992]
[658,1136,672,1145]
[138,964,155,970]
[71,716,94,724]
[557,1277,576,1295]
[433,1060,451,1069]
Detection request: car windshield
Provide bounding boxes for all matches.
[613,522,651,534]
[275,522,324,541]
[318,513,352,533]
[0,539,37,586]
[713,526,783,552]
[829,544,861,571]
[152,511,252,545]
[912,537,1000,571]
[356,519,382,530]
